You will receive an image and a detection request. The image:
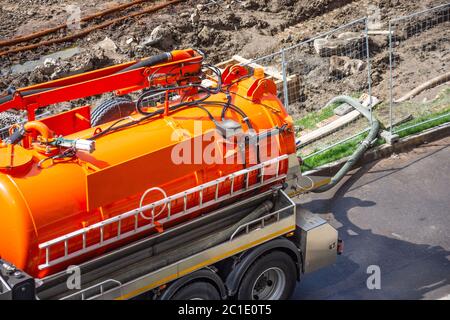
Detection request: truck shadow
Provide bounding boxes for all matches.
[292,158,450,300]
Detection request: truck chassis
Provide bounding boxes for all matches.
[1,176,340,300]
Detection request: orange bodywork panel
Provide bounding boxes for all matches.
[0,50,296,278]
[39,106,91,136]
[86,135,210,211]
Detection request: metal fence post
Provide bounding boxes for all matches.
[281,48,289,112]
[388,20,394,134]
[364,17,373,123]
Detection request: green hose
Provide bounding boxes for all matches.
[311,95,380,193]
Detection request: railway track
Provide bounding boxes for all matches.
[0,0,186,58]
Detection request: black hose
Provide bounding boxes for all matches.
[199,101,253,130]
[89,93,215,140]
[310,95,380,193]
[118,52,171,73]
[0,95,12,105]
[0,87,56,105]
[157,200,273,257]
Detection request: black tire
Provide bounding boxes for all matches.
[91,97,135,127]
[237,251,297,300]
[170,281,221,300]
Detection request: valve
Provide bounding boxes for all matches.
[51,138,96,153]
[5,121,95,154]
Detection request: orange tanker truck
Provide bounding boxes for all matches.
[0,49,341,300]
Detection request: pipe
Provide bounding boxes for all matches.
[152,200,273,262]
[0,0,185,58]
[311,95,380,193]
[395,71,450,103]
[24,121,53,140]
[7,120,53,145]
[118,52,171,73]
[0,88,56,106]
[119,49,195,73]
[0,0,151,48]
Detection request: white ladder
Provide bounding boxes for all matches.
[38,154,289,270]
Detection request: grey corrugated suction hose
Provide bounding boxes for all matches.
[310,95,380,193]
[114,200,275,284]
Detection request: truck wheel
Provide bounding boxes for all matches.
[237,251,296,300]
[170,281,221,300]
[91,97,135,127]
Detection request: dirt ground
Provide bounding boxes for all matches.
[0,0,448,127]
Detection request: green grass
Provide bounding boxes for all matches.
[394,106,450,138]
[300,131,368,172]
[300,106,450,172]
[297,89,450,171]
[294,92,362,130]
[294,104,336,130]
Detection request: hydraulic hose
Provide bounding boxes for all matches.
[0,87,53,105]
[0,94,12,105]
[310,95,380,193]
[118,52,171,73]
[159,200,273,256]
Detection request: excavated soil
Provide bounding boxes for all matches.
[0,0,448,127]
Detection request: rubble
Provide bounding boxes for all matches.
[41,58,58,76]
[0,0,445,120]
[314,33,366,57]
[141,24,175,50]
[0,111,22,131]
[96,37,118,54]
[329,56,366,78]
[190,9,200,26]
[198,26,216,45]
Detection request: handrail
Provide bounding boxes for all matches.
[60,279,122,300]
[38,154,289,270]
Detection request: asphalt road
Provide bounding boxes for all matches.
[292,136,450,300]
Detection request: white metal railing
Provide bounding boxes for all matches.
[393,111,450,135]
[38,154,289,270]
[60,279,122,300]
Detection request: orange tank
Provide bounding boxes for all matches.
[0,54,296,278]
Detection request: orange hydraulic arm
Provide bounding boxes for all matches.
[0,49,203,120]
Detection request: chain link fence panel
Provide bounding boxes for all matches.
[388,3,450,134]
[281,18,374,162]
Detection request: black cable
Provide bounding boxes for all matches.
[198,100,253,130]
[91,63,218,140]
[134,63,223,116]
[90,90,215,140]
[90,63,254,140]
[220,73,252,121]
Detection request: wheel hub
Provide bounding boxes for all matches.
[251,267,286,300]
